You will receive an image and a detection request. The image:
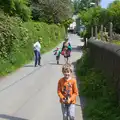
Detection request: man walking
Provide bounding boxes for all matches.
[33,39,41,67]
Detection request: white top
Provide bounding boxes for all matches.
[33,41,41,52]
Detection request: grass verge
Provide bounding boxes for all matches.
[0,11,65,76]
[76,50,120,120]
[111,40,120,45]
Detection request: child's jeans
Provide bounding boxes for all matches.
[61,104,75,120]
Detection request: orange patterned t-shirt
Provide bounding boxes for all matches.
[57,77,78,104]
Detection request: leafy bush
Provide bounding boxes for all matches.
[79,0,120,38]
[0,12,65,76]
[76,51,120,120]
[0,0,31,21]
[79,6,104,38]
[108,0,120,33]
[80,30,87,38]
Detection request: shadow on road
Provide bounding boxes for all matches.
[49,62,63,66]
[24,64,34,67]
[72,46,83,53]
[0,114,28,120]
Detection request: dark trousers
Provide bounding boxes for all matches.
[34,50,41,66]
[56,55,60,61]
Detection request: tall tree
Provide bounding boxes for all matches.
[73,0,101,13]
[107,0,120,33]
[31,0,73,23]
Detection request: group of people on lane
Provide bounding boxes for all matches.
[33,37,72,67]
[54,37,72,64]
[57,39,78,120]
[33,37,78,120]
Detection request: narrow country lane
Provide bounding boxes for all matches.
[0,34,84,120]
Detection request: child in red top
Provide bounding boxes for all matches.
[57,64,78,120]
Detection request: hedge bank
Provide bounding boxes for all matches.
[87,39,120,101]
[0,11,65,76]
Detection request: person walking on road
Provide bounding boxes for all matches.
[33,39,42,67]
[53,47,62,64]
[57,64,78,120]
[61,37,72,63]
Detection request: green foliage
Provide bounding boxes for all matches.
[0,12,65,76]
[107,0,120,33]
[76,51,120,120]
[79,6,103,38]
[0,0,31,21]
[73,0,101,13]
[62,18,74,32]
[30,0,73,24]
[62,18,74,28]
[14,0,31,21]
[99,8,109,26]
[78,0,120,38]
[97,32,101,40]
[80,30,87,38]
[80,7,103,26]
[112,40,120,45]
[0,0,73,24]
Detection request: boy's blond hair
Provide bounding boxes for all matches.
[62,63,72,73]
[62,63,76,79]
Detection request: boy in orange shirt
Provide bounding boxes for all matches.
[57,64,78,120]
